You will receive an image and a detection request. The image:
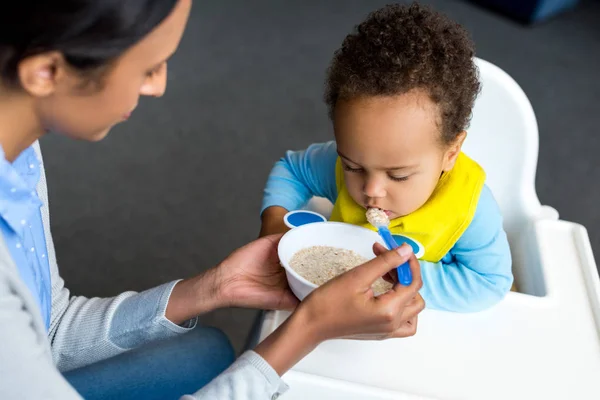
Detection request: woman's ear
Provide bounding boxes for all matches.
[17,52,66,97]
[442,131,467,172]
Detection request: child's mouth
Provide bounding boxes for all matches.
[366,206,393,217]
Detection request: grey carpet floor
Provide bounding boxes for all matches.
[40,0,600,353]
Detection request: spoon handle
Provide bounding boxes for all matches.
[378,227,413,286]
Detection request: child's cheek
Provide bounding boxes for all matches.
[345,174,365,204]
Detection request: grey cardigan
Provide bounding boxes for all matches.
[0,142,288,399]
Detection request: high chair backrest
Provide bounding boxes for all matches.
[309,59,544,237]
[463,58,543,237]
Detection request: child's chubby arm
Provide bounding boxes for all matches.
[260,142,338,237]
[259,206,290,237]
[419,185,514,312]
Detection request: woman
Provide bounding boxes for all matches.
[0,1,425,399]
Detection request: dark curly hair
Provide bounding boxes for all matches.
[325,2,481,145]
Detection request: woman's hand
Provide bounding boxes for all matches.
[213,234,299,311]
[165,234,298,324]
[302,242,424,341]
[255,243,424,375]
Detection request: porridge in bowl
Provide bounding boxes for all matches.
[289,245,392,295]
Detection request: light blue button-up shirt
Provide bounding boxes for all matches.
[0,145,51,330]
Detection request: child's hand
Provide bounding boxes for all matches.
[258,206,291,237]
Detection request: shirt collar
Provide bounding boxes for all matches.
[0,145,42,237]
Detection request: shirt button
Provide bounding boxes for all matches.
[21,219,26,225]
[30,247,35,252]
[10,188,16,193]
[16,243,21,249]
[41,254,46,258]
[29,164,35,169]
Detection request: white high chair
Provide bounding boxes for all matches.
[255,58,600,399]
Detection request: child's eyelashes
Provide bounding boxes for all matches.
[342,164,364,173]
[343,164,410,182]
[389,175,410,182]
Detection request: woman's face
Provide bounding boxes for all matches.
[32,0,192,141]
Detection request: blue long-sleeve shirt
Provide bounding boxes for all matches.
[262,141,513,312]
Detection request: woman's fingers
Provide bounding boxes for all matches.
[373,243,398,283]
[402,294,425,320]
[390,316,419,338]
[376,254,422,309]
[299,243,426,344]
[391,251,423,294]
[372,242,388,256]
[350,244,415,287]
[340,314,420,340]
[381,273,395,284]
[278,291,300,311]
[261,232,285,246]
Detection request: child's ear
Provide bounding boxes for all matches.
[442,131,467,172]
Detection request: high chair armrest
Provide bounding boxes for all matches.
[529,218,600,333]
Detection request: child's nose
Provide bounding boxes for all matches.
[363,176,386,199]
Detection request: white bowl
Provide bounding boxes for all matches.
[278,222,385,300]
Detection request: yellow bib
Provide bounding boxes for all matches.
[330,152,486,262]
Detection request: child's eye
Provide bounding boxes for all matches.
[342,164,363,173]
[389,175,409,182]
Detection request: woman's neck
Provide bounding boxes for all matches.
[0,89,45,162]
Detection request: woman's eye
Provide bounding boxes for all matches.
[389,175,409,182]
[146,63,164,77]
[146,68,159,77]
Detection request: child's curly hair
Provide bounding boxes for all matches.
[325,2,480,145]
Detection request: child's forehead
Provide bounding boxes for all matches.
[334,93,442,160]
[335,92,439,130]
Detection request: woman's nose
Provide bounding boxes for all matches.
[140,63,167,98]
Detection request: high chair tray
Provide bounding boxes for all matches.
[258,219,600,399]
